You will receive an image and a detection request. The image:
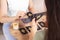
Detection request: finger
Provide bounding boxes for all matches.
[32,18,36,24]
[19,19,25,27]
[31,18,37,33]
[31,18,37,27]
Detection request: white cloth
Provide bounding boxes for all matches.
[7,0,29,16]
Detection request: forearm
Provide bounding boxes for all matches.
[29,7,38,14]
[0,16,18,23]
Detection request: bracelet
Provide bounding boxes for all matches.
[37,21,48,31]
[19,26,31,35]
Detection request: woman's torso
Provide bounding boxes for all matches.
[7,0,29,16]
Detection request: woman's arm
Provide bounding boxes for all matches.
[28,0,37,14]
[0,16,18,23]
[0,0,18,23]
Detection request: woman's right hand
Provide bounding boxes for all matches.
[16,11,26,18]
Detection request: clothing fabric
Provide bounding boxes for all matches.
[7,0,29,16]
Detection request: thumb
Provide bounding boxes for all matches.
[31,18,36,25]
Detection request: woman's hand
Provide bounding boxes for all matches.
[9,18,37,40]
[16,11,26,18]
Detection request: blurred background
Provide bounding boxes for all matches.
[0,0,47,40]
